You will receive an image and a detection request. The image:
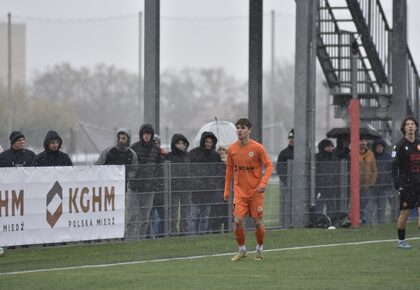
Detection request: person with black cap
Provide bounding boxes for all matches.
[277,129,294,184]
[128,124,162,239]
[276,129,294,227]
[32,130,72,167]
[0,131,35,167]
[314,139,340,217]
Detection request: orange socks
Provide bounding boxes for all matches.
[234,223,265,247]
[255,224,265,245]
[234,226,245,246]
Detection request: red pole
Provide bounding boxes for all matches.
[349,99,360,227]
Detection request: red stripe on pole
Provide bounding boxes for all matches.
[349,99,360,228]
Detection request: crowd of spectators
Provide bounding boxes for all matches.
[0,125,229,240]
[276,129,397,227]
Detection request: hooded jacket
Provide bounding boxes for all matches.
[189,132,223,204]
[130,124,162,191]
[95,128,138,166]
[359,147,378,190]
[32,130,73,167]
[315,139,339,196]
[165,133,191,191]
[372,139,392,188]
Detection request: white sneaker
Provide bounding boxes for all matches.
[255,249,264,260]
[397,240,411,249]
[231,250,247,261]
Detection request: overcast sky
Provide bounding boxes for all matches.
[1,0,419,81]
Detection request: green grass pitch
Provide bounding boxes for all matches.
[1,222,420,289]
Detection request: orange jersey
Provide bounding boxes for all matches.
[224,139,273,201]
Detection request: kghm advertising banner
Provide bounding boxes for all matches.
[0,166,125,246]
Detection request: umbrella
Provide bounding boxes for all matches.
[326,123,382,140]
[192,120,237,149]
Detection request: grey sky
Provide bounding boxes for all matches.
[1,0,419,80]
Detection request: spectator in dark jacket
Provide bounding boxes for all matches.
[32,130,72,166]
[165,133,191,236]
[0,131,35,167]
[276,129,294,185]
[129,124,162,239]
[147,134,166,239]
[276,129,294,227]
[335,134,351,161]
[371,138,393,223]
[189,131,223,234]
[314,139,340,216]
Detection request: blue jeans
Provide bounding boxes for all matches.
[360,189,373,224]
[149,207,164,238]
[190,205,211,235]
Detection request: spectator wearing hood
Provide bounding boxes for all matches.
[371,139,393,223]
[189,131,223,234]
[314,139,340,217]
[95,128,137,166]
[146,134,167,239]
[32,130,72,166]
[165,133,192,236]
[129,124,162,239]
[0,131,35,167]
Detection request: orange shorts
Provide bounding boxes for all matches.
[233,195,264,218]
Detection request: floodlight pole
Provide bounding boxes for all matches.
[138,11,143,124]
[7,13,12,134]
[349,38,360,228]
[144,0,160,134]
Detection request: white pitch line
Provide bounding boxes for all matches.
[1,236,420,277]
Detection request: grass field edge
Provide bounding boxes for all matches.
[2,236,420,277]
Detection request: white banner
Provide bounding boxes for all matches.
[0,165,125,246]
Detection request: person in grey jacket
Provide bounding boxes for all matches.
[96,128,138,241]
[95,128,138,166]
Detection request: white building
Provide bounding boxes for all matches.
[0,22,26,86]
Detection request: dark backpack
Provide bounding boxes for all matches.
[309,212,331,228]
[308,207,350,228]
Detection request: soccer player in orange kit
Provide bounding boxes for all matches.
[224,118,273,261]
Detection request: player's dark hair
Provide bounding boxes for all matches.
[235,118,252,129]
[400,116,419,135]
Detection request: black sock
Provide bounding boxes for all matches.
[398,229,406,241]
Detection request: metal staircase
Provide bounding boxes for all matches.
[317,0,420,139]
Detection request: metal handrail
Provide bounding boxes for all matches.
[351,0,391,85]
